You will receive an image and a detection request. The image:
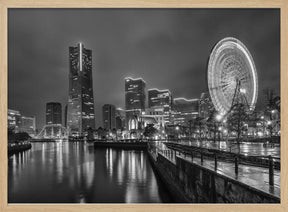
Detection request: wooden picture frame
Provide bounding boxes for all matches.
[0,0,287,211]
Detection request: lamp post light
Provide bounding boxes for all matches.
[216,114,223,122]
[175,126,180,140]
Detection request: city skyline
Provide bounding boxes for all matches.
[8,9,280,129]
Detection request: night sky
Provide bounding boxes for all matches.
[8,9,280,129]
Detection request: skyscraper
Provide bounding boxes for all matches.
[102,104,116,130]
[125,77,146,129]
[125,77,146,110]
[46,102,62,125]
[67,43,95,136]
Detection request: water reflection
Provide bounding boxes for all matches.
[8,142,171,203]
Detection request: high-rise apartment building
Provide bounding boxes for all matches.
[46,102,62,125]
[67,43,95,136]
[102,104,116,130]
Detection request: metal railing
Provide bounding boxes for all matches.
[159,142,279,186]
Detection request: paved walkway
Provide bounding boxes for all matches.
[159,148,280,198]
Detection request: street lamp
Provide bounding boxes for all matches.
[240,88,247,94]
[175,126,180,140]
[216,114,223,121]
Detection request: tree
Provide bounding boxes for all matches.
[195,117,205,140]
[97,127,105,139]
[227,103,249,146]
[263,88,280,137]
[112,128,117,141]
[143,124,158,138]
[263,88,275,113]
[188,120,193,140]
[15,132,31,142]
[8,127,16,142]
[206,109,221,143]
[86,127,94,140]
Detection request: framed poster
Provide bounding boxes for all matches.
[0,0,287,211]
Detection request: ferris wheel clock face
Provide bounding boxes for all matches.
[207,37,258,115]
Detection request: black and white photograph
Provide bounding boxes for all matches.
[7,8,280,204]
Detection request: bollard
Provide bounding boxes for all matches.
[235,156,239,176]
[214,154,217,171]
[269,155,274,186]
[201,151,203,165]
[191,151,193,161]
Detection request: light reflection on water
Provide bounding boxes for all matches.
[8,142,171,203]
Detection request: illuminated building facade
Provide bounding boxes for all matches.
[8,109,22,132]
[148,88,172,124]
[21,115,36,136]
[144,108,165,128]
[46,102,62,125]
[148,88,172,108]
[8,109,36,136]
[103,104,116,130]
[67,43,95,136]
[172,97,199,126]
[125,77,146,129]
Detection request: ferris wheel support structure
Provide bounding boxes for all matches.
[207,37,258,117]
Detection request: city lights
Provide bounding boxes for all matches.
[7,9,281,205]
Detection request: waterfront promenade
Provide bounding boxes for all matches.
[91,138,280,201]
[152,141,280,200]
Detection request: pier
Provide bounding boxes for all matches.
[8,142,31,155]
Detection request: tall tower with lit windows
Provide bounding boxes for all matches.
[67,43,95,136]
[125,77,146,129]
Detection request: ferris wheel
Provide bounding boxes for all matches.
[207,37,258,116]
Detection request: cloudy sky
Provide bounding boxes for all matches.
[8,9,280,129]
